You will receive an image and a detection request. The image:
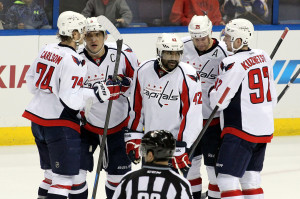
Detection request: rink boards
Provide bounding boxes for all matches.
[0,29,299,145]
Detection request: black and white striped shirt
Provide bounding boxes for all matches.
[112,164,193,199]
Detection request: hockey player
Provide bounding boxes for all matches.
[69,17,138,199]
[22,11,112,199]
[181,15,230,199]
[210,18,277,199]
[126,33,203,177]
[113,130,193,199]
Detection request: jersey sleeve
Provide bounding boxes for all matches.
[25,59,39,94]
[178,71,203,148]
[210,60,245,111]
[265,52,277,107]
[58,55,95,111]
[128,71,144,132]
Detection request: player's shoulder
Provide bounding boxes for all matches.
[216,40,230,56]
[77,46,85,54]
[251,48,268,56]
[182,35,192,44]
[138,59,156,72]
[178,61,197,74]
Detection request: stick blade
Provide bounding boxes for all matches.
[96,15,122,41]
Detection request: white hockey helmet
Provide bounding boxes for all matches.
[188,15,213,38]
[85,17,106,33]
[57,11,86,37]
[156,33,183,59]
[225,18,254,46]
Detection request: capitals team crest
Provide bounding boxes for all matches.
[187,74,200,82]
[225,62,235,71]
[72,55,81,66]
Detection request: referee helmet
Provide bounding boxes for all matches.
[141,130,176,161]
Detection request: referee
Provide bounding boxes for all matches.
[113,130,193,199]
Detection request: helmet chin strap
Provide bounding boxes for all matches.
[159,59,176,74]
[72,34,84,50]
[231,38,244,53]
[84,42,105,56]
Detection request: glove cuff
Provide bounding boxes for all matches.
[124,130,143,142]
[174,141,187,156]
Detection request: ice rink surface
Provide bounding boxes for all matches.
[1,136,300,199]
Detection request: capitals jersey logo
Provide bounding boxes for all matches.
[225,62,235,71]
[144,81,179,107]
[187,74,200,82]
[72,55,81,66]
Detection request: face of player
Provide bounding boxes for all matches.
[84,31,105,54]
[223,33,241,52]
[192,36,211,52]
[161,51,182,71]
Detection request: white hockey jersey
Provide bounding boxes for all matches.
[210,49,277,143]
[182,36,229,120]
[79,43,138,135]
[128,60,203,148]
[23,43,96,133]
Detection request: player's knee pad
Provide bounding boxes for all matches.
[48,174,74,197]
[240,171,261,190]
[187,155,202,193]
[39,169,53,191]
[187,155,202,179]
[206,166,217,184]
[240,171,263,198]
[106,174,123,189]
[216,173,240,192]
[69,169,88,194]
[206,166,220,198]
[105,174,123,199]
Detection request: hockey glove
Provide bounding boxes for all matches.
[106,74,131,100]
[172,141,191,175]
[124,128,143,164]
[93,82,110,103]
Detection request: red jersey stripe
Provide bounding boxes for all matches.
[131,76,143,130]
[83,117,129,135]
[221,189,243,198]
[208,183,220,192]
[189,178,202,186]
[222,127,273,143]
[178,79,190,141]
[22,111,80,133]
[242,188,264,195]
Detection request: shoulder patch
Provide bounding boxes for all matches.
[72,55,81,66]
[187,74,199,82]
[225,62,235,71]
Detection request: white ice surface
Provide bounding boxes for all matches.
[0,136,299,199]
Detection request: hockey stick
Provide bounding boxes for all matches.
[270,27,289,59]
[188,87,231,159]
[91,15,123,199]
[277,67,300,102]
[188,88,231,199]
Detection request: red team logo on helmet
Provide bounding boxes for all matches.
[172,38,177,42]
[195,25,200,29]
